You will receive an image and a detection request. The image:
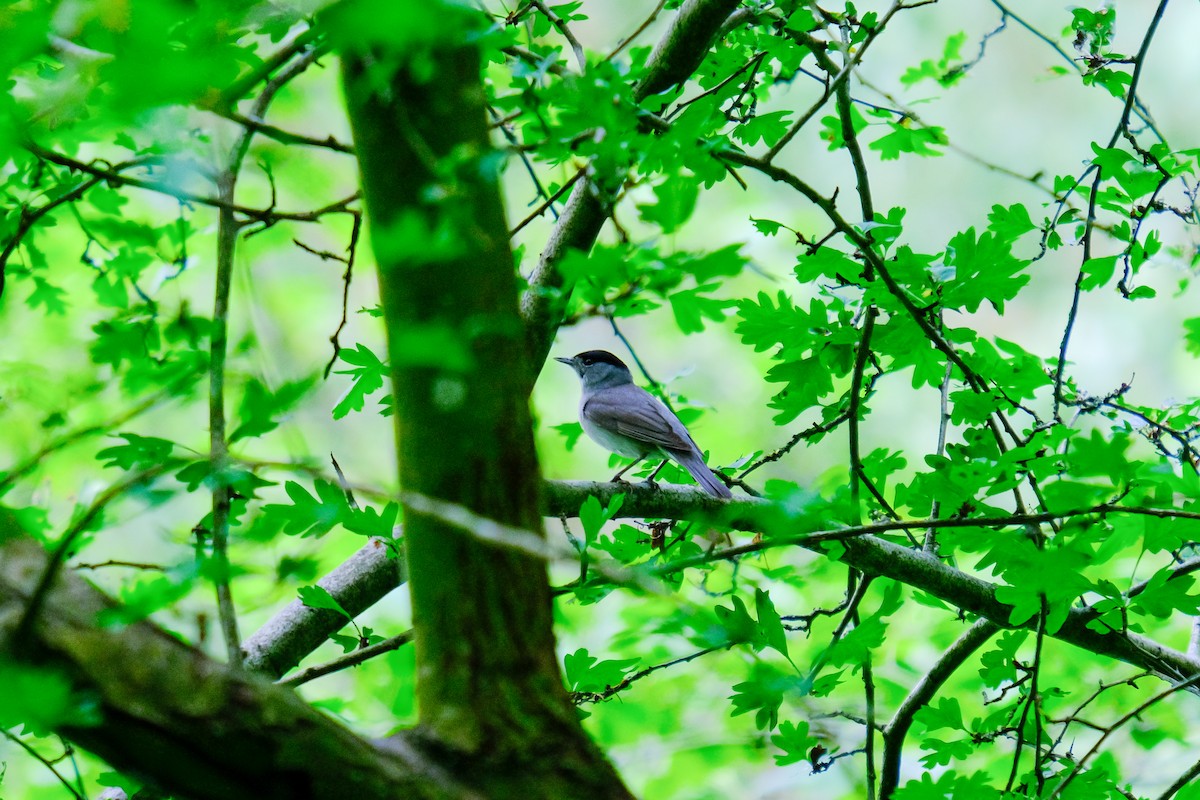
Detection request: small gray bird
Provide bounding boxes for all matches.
[556,350,732,498]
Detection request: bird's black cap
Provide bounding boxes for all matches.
[572,350,629,369]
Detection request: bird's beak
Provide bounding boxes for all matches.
[553,356,574,367]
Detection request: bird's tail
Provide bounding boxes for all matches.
[671,449,732,498]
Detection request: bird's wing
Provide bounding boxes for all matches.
[582,384,698,453]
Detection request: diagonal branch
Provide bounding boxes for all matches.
[880,619,999,798]
[242,537,405,678]
[0,518,475,800]
[519,0,743,386]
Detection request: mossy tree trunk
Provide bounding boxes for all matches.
[339,15,633,800]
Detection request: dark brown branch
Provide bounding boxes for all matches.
[880,619,999,799]
[571,645,724,704]
[23,143,358,225]
[277,630,413,688]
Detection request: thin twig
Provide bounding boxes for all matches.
[23,143,358,226]
[0,386,176,494]
[1,731,86,800]
[924,360,954,553]
[323,210,364,379]
[73,559,167,571]
[509,167,583,236]
[209,42,327,669]
[572,645,724,703]
[1156,754,1200,800]
[605,0,667,62]
[1050,668,1200,798]
[277,631,414,687]
[532,0,586,72]
[1051,0,1171,419]
[217,111,353,154]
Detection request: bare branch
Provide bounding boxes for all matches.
[278,630,413,688]
[242,537,405,679]
[880,619,1000,799]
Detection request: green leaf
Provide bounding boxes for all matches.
[97,433,177,470]
[553,422,584,451]
[1184,317,1200,357]
[715,595,758,645]
[755,589,790,659]
[563,648,638,693]
[344,501,399,538]
[579,495,606,545]
[1129,571,1200,619]
[751,217,784,236]
[594,524,647,563]
[298,584,351,619]
[669,284,732,333]
[869,123,947,160]
[941,227,1030,313]
[637,176,699,233]
[27,276,69,315]
[900,32,968,87]
[330,632,361,653]
[261,480,352,538]
[0,663,101,734]
[1080,255,1119,290]
[914,697,966,732]
[577,492,624,547]
[986,203,1036,242]
[231,376,314,442]
[771,720,818,766]
[729,664,801,731]
[732,110,793,146]
[333,343,389,419]
[819,105,867,150]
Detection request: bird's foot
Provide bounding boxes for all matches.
[640,478,661,491]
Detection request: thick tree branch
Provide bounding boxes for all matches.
[0,518,473,800]
[245,482,1200,681]
[544,482,1200,685]
[241,537,404,678]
